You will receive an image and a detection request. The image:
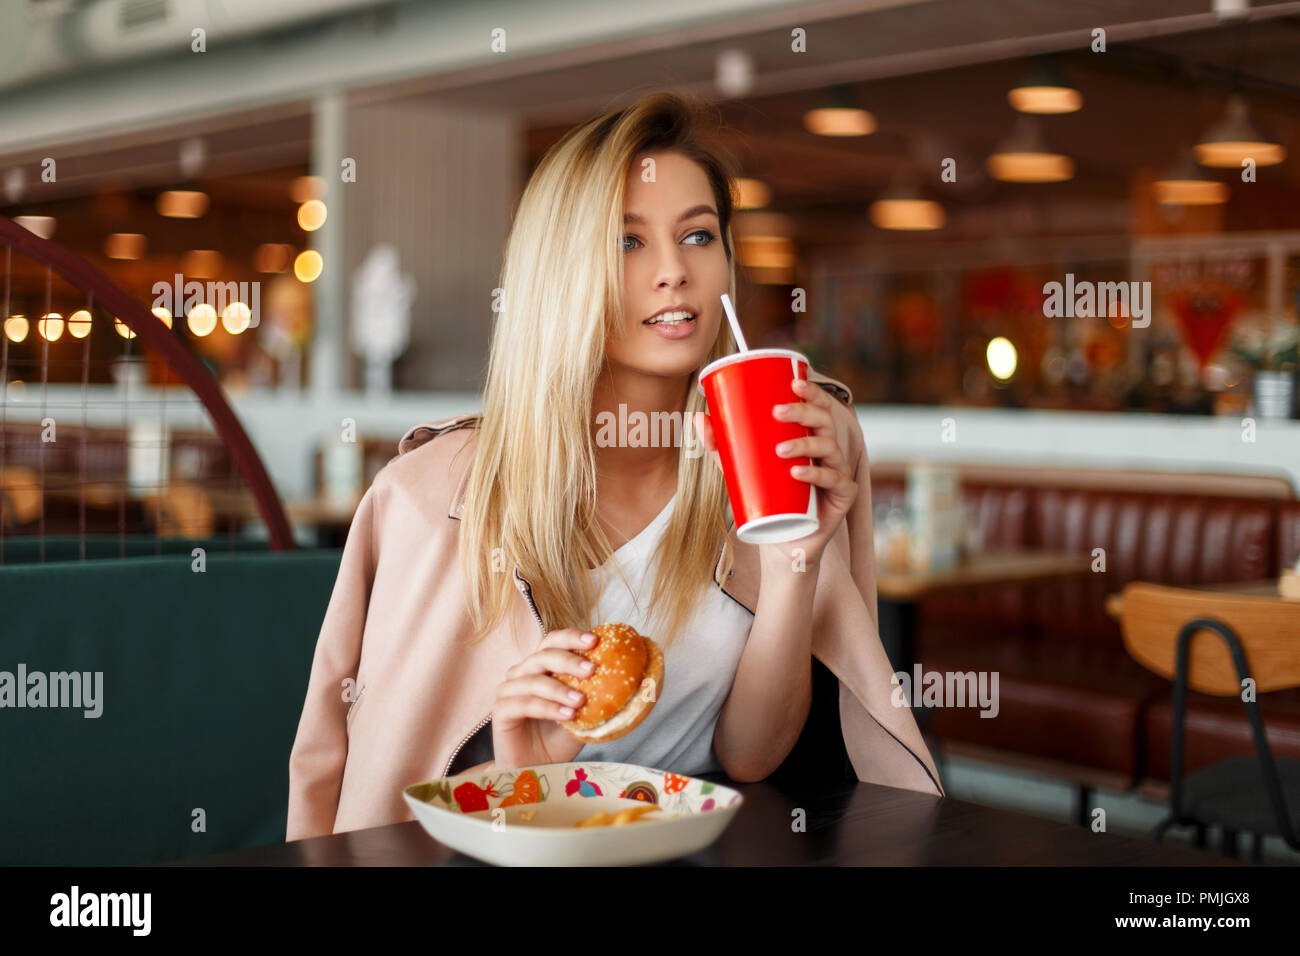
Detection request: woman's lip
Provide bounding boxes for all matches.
[642,316,697,339]
[642,316,702,327]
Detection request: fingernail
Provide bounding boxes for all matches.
[583,633,596,644]
[568,690,584,702]
[581,660,595,672]
[560,706,575,716]
[773,404,786,417]
[776,441,792,455]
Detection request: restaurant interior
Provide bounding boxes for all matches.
[1,0,1298,868]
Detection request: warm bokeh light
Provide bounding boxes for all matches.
[114,317,136,339]
[1007,85,1082,114]
[157,190,209,218]
[254,243,294,273]
[297,199,328,231]
[869,199,945,230]
[1193,140,1286,168]
[222,301,252,334]
[735,178,771,210]
[803,107,876,136]
[294,249,323,283]
[4,315,28,343]
[181,249,223,278]
[14,216,56,239]
[986,337,1018,380]
[187,304,218,336]
[38,313,64,342]
[290,175,325,203]
[1153,178,1229,205]
[103,233,146,260]
[1107,303,1130,329]
[1195,97,1286,168]
[737,236,796,269]
[68,309,93,338]
[986,152,1074,182]
[152,307,173,329]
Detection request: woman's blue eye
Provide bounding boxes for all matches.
[621,230,716,252]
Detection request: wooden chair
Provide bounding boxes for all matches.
[1117,582,1300,859]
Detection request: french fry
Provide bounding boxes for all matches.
[573,804,661,827]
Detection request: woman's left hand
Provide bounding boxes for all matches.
[694,376,858,567]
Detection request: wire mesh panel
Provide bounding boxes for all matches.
[0,215,293,562]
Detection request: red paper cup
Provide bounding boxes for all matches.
[697,349,818,544]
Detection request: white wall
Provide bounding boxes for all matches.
[4,386,1296,511]
[856,404,1300,490]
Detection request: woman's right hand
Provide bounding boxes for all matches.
[491,627,598,770]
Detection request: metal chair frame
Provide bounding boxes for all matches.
[1151,616,1299,855]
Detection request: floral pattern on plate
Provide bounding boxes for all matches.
[406,762,739,818]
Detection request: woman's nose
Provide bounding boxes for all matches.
[654,249,688,288]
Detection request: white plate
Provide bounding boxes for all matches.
[402,761,743,866]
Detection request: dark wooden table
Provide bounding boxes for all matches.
[169,773,1235,867]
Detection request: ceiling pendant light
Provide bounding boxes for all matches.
[1153,148,1228,205]
[157,190,209,218]
[803,84,876,137]
[869,174,944,230]
[1007,56,1083,114]
[1194,95,1286,168]
[986,118,1073,183]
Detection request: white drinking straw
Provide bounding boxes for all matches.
[720,293,749,352]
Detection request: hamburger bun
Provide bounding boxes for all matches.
[555,622,664,744]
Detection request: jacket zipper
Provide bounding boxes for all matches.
[440,570,548,777]
[441,712,492,778]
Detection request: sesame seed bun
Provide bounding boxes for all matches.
[555,622,664,744]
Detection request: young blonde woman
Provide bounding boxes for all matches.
[286,91,942,841]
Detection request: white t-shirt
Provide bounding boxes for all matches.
[574,493,754,776]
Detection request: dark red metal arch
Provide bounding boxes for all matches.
[0,214,296,550]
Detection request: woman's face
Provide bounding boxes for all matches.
[608,149,728,382]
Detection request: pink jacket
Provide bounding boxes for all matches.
[286,370,944,841]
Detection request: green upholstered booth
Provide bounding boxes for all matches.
[0,534,270,565]
[0,548,341,865]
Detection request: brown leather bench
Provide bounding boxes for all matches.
[869,463,1300,796]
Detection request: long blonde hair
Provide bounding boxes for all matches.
[457,90,743,650]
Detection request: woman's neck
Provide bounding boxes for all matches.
[590,366,688,499]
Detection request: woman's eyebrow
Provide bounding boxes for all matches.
[623,204,718,225]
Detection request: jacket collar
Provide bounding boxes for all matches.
[424,369,853,616]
